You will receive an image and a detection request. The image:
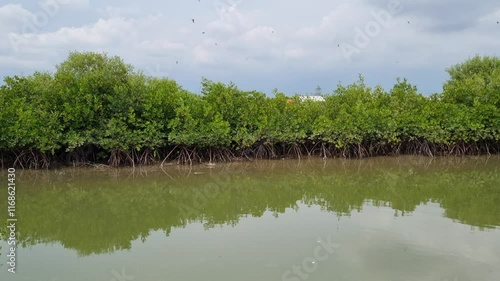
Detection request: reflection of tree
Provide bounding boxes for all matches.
[0,157,499,256]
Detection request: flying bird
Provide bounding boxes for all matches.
[407,20,410,24]
[202,31,205,34]
[176,61,178,64]
[191,19,195,23]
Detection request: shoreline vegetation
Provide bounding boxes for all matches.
[1,52,499,169]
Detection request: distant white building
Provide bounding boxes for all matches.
[299,95,325,102]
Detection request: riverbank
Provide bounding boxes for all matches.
[1,145,499,170]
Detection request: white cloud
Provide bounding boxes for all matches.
[284,48,306,59]
[1,0,500,95]
[0,4,33,32]
[242,26,276,43]
[138,39,185,52]
[6,15,166,55]
[54,0,90,9]
[192,44,217,65]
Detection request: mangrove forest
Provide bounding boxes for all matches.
[0,52,499,168]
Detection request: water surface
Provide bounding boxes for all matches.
[1,156,499,281]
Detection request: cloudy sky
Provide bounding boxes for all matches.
[1,0,499,96]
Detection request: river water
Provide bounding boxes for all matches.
[0,156,499,281]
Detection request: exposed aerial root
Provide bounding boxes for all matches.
[108,149,135,167]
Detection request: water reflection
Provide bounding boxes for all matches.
[0,156,499,258]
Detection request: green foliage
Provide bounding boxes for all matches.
[0,73,63,153]
[387,78,427,142]
[53,51,133,150]
[200,78,269,148]
[0,52,499,167]
[168,91,231,148]
[443,54,500,107]
[313,77,387,147]
[265,92,308,144]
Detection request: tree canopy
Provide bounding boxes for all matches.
[0,52,499,168]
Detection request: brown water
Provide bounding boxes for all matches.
[0,156,499,281]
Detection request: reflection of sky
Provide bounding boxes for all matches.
[329,202,499,281]
[1,201,499,281]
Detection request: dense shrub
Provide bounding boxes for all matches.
[1,52,499,168]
